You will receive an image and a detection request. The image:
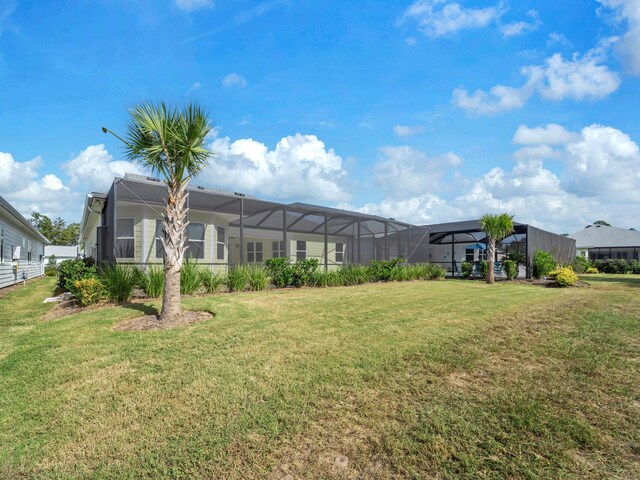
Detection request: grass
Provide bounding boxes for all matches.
[0,274,638,479]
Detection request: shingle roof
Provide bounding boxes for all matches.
[0,196,50,244]
[569,225,640,248]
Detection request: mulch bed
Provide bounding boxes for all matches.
[114,310,214,331]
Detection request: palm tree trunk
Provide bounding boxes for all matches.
[486,240,495,284]
[160,180,188,320]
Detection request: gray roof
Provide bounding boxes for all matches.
[0,196,49,244]
[570,225,640,248]
[44,245,79,258]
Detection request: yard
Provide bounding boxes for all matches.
[1,275,639,479]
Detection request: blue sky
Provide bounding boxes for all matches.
[1,0,639,233]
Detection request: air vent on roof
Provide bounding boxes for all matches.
[197,186,205,190]
[147,176,161,182]
[389,218,396,221]
[234,192,246,197]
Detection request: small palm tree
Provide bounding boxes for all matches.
[104,102,212,320]
[479,213,514,284]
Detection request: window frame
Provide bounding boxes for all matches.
[216,226,226,261]
[272,240,285,258]
[296,240,307,261]
[335,242,344,263]
[185,222,206,260]
[115,217,135,259]
[465,248,475,262]
[0,226,4,264]
[247,241,263,263]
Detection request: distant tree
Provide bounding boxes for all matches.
[593,220,611,227]
[30,212,80,245]
[480,213,514,285]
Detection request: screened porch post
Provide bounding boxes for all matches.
[357,219,361,264]
[112,181,118,264]
[396,226,401,260]
[407,226,411,263]
[525,226,531,279]
[282,206,288,260]
[451,233,455,276]
[239,197,244,266]
[324,213,329,272]
[384,222,389,261]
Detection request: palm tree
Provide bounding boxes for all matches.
[103,102,212,320]
[479,213,514,284]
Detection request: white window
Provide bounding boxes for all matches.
[335,243,344,263]
[465,248,474,262]
[272,240,285,258]
[296,240,306,261]
[478,249,487,261]
[216,226,226,260]
[247,242,263,263]
[186,223,205,260]
[116,218,135,259]
[0,226,4,264]
[27,240,32,264]
[155,219,164,259]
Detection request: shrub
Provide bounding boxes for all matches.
[549,266,579,287]
[573,255,590,274]
[291,258,320,287]
[368,257,403,282]
[404,264,426,281]
[503,259,517,280]
[479,260,488,279]
[135,265,164,298]
[57,258,97,291]
[264,257,294,288]
[45,255,57,276]
[390,265,410,282]
[585,267,599,274]
[101,264,136,303]
[247,266,269,291]
[630,259,640,274]
[69,277,105,306]
[338,265,369,285]
[180,258,202,295]
[226,267,249,292]
[593,258,630,274]
[424,263,446,280]
[460,261,473,278]
[199,269,225,294]
[312,270,342,287]
[532,250,555,279]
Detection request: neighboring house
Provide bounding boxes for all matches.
[44,245,80,263]
[79,174,573,279]
[570,225,640,261]
[0,196,49,289]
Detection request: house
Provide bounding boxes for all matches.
[79,173,574,279]
[44,245,80,263]
[570,224,640,261]
[0,196,49,289]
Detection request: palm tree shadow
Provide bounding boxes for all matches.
[121,302,159,316]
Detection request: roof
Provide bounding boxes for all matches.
[44,245,79,258]
[569,225,640,248]
[0,196,49,244]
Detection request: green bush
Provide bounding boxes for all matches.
[69,276,105,306]
[549,266,579,287]
[226,267,249,292]
[368,257,403,282]
[532,250,555,279]
[247,266,269,291]
[479,260,488,279]
[100,264,136,303]
[460,261,473,278]
[291,258,320,287]
[390,265,410,281]
[312,270,342,287]
[573,255,590,274]
[503,259,517,280]
[592,259,629,274]
[630,259,640,274]
[45,255,57,276]
[585,267,599,274]
[264,257,294,288]
[180,258,202,295]
[135,265,164,298]
[57,258,97,291]
[338,265,369,285]
[424,263,446,280]
[199,269,225,294]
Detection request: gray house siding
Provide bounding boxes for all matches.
[0,205,47,289]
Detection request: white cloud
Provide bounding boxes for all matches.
[500,9,541,38]
[399,0,504,37]
[175,0,213,12]
[186,82,203,94]
[222,73,248,88]
[206,132,350,202]
[547,32,571,47]
[598,0,640,75]
[62,144,144,192]
[453,43,621,115]
[393,124,425,137]
[513,124,579,145]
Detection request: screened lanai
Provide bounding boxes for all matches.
[98,174,430,270]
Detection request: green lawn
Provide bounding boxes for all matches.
[1,275,639,479]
